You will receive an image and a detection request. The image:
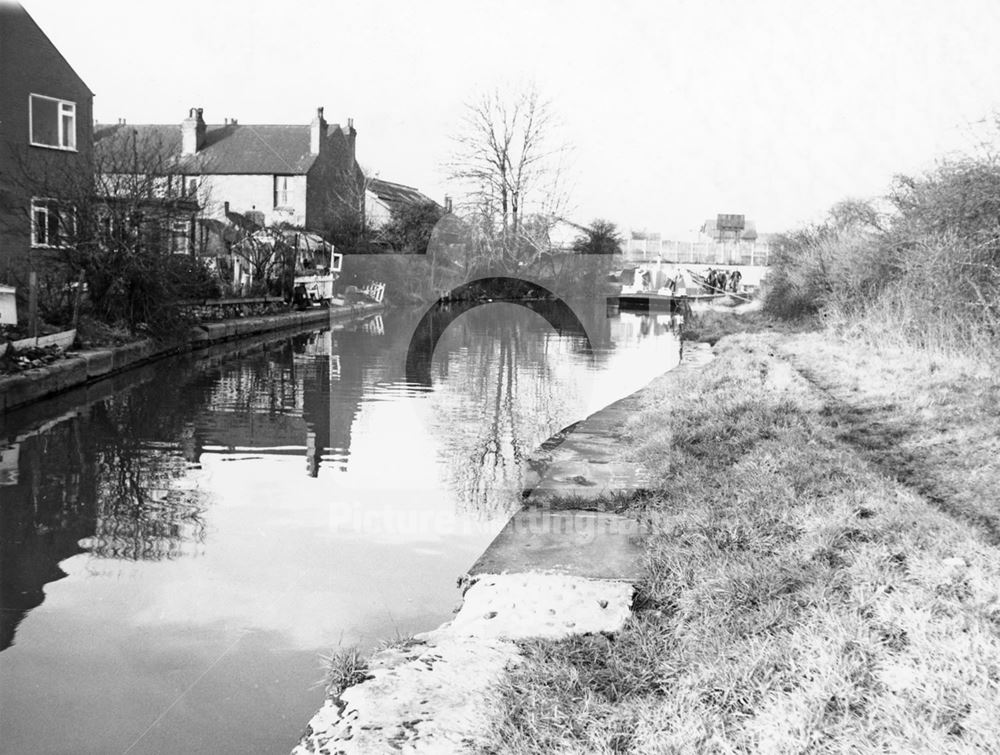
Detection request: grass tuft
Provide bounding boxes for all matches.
[319,646,370,699]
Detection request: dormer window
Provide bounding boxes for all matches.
[29,94,76,150]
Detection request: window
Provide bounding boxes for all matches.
[31,198,75,248]
[274,175,291,208]
[170,219,193,254]
[29,94,76,150]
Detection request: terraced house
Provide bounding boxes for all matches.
[0,1,94,289]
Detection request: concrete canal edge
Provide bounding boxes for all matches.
[291,342,716,754]
[0,303,383,414]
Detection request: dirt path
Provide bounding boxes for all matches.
[769,334,1000,546]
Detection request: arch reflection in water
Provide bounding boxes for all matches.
[404,277,597,388]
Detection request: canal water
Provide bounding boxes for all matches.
[0,302,680,754]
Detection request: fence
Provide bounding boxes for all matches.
[623,239,770,267]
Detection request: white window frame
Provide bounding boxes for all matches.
[29,94,77,151]
[274,175,291,208]
[171,218,193,254]
[31,198,76,249]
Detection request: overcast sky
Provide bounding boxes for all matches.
[21,0,1000,238]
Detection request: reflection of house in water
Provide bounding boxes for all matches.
[0,318,401,649]
[0,424,93,650]
[189,329,371,477]
[1,406,205,650]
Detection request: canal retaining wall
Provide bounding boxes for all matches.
[291,341,714,754]
[0,303,383,414]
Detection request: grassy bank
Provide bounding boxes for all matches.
[679,307,817,345]
[481,330,1000,753]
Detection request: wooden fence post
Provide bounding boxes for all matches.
[28,271,38,339]
[71,269,85,333]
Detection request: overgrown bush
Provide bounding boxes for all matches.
[8,265,78,329]
[83,251,219,339]
[764,148,1000,360]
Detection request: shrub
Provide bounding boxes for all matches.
[83,250,217,340]
[764,151,1000,361]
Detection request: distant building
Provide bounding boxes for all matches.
[365,177,441,229]
[0,1,94,286]
[623,224,771,266]
[699,216,758,243]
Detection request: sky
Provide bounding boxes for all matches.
[19,0,1000,239]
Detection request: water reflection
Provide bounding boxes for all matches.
[405,297,598,387]
[0,306,680,754]
[424,304,679,517]
[0,312,421,644]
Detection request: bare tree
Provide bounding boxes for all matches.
[5,126,216,335]
[325,163,378,253]
[447,83,572,275]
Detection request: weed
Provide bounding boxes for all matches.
[319,646,369,699]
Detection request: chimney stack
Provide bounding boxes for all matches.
[181,107,206,156]
[310,107,327,154]
[343,116,356,165]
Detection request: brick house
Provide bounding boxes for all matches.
[0,1,94,291]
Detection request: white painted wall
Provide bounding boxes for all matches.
[0,285,16,324]
[365,190,391,228]
[199,174,308,227]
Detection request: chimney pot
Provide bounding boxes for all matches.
[310,107,327,154]
[182,107,207,155]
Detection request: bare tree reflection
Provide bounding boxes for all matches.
[83,389,209,561]
[429,304,584,518]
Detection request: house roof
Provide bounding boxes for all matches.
[94,122,349,174]
[1,3,94,96]
[368,178,438,207]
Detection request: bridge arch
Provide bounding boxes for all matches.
[404,277,595,387]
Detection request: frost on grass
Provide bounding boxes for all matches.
[481,333,1000,754]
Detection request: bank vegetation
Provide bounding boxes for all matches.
[764,132,1000,364]
[482,333,1000,753]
